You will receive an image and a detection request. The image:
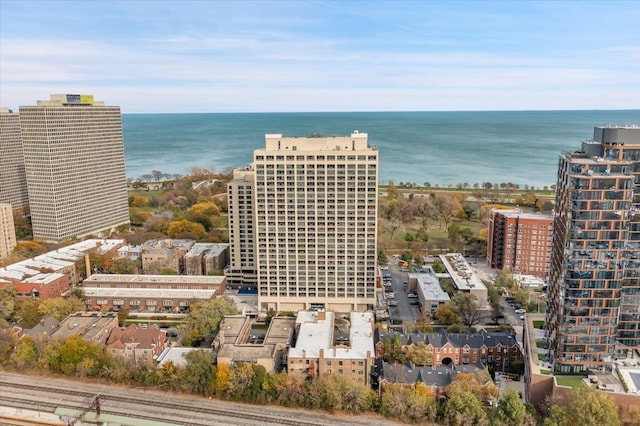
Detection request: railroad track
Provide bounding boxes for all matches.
[1,376,371,426]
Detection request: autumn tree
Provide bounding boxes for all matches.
[179,297,238,346]
[109,257,141,274]
[449,293,482,327]
[543,383,621,426]
[39,296,86,321]
[435,304,458,325]
[0,286,16,320]
[43,335,108,376]
[380,383,437,423]
[166,219,207,240]
[431,193,463,230]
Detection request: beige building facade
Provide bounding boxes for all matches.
[18,94,129,242]
[0,203,17,262]
[229,132,379,312]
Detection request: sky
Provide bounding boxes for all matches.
[0,0,639,113]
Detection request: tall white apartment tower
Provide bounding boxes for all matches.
[0,108,29,210]
[0,203,17,262]
[229,132,379,312]
[19,94,130,242]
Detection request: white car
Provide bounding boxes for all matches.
[515,308,526,314]
[407,293,418,298]
[388,300,398,307]
[387,292,395,299]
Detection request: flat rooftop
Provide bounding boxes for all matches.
[51,312,117,341]
[290,311,374,360]
[84,274,226,285]
[440,253,487,292]
[410,273,450,302]
[157,347,212,368]
[83,287,217,300]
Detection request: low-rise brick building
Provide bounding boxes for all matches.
[184,243,229,275]
[288,311,375,386]
[82,274,226,312]
[141,239,195,274]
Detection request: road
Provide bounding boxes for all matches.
[384,259,420,323]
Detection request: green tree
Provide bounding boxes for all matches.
[543,383,621,426]
[180,297,238,345]
[449,293,482,327]
[497,388,527,425]
[16,299,43,328]
[182,349,217,396]
[443,389,488,426]
[44,335,107,376]
[38,296,86,321]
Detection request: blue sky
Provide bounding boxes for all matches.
[1,0,638,113]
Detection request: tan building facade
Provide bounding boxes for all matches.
[487,209,554,279]
[18,94,129,242]
[0,203,17,262]
[229,133,379,312]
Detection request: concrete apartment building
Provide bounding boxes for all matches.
[547,125,640,374]
[0,108,29,210]
[18,94,129,242]
[0,203,17,262]
[226,167,257,290]
[228,132,379,312]
[213,315,295,373]
[288,311,375,385]
[82,274,226,312]
[487,209,554,279]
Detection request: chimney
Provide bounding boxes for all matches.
[85,254,92,278]
[319,348,324,359]
[317,309,326,321]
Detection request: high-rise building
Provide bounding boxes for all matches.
[547,125,640,374]
[487,209,553,279]
[228,132,378,312]
[0,108,29,210]
[226,167,257,290]
[0,203,17,262]
[18,94,129,242]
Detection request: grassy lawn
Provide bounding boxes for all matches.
[556,376,585,387]
[538,353,547,360]
[536,340,548,349]
[533,320,544,329]
[540,369,552,375]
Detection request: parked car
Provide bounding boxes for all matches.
[388,300,398,307]
[387,292,395,299]
[410,300,420,306]
[407,293,418,298]
[519,315,525,320]
[515,308,526,314]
